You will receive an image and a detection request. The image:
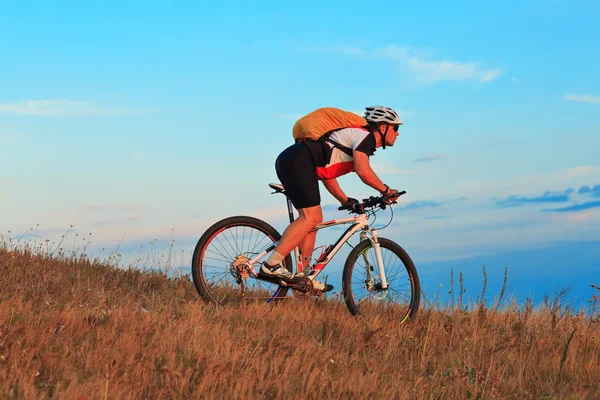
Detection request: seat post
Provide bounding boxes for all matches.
[286,196,295,223]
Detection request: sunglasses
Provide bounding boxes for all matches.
[392,125,399,132]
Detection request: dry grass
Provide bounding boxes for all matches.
[1,245,599,399]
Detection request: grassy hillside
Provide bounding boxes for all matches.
[1,246,599,399]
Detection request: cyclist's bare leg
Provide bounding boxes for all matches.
[299,230,317,270]
[270,205,322,264]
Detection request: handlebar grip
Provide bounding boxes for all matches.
[338,190,406,213]
[337,203,364,213]
[352,203,364,214]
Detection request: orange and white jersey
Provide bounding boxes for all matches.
[304,127,376,180]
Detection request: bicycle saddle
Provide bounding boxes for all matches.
[269,183,286,194]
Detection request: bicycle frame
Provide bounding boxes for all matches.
[244,192,389,290]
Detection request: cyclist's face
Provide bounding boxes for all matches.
[384,124,400,146]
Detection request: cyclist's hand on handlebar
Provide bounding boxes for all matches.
[338,197,359,211]
[382,188,400,204]
[342,197,358,207]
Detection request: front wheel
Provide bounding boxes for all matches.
[191,216,293,305]
[342,238,420,323]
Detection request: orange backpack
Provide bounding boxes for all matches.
[292,107,367,143]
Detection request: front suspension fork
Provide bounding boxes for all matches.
[360,229,388,290]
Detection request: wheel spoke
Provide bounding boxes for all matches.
[210,272,232,288]
[201,254,232,264]
[193,220,288,305]
[224,228,241,256]
[212,235,237,262]
[202,265,230,271]
[203,244,233,263]
[386,268,408,284]
[347,240,419,323]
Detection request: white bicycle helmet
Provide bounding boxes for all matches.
[364,106,403,125]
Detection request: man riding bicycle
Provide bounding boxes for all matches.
[259,106,403,291]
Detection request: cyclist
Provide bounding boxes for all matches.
[259,106,403,291]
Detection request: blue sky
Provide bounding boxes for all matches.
[1,1,599,303]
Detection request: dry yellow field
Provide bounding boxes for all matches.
[1,246,599,399]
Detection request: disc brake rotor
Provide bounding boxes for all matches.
[369,281,389,300]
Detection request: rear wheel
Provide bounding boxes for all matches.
[342,238,420,323]
[191,216,292,305]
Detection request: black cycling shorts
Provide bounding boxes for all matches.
[275,142,320,209]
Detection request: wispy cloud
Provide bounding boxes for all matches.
[299,43,506,84]
[399,196,467,211]
[402,53,504,83]
[370,162,415,175]
[16,227,81,239]
[93,216,141,226]
[496,190,572,208]
[563,94,600,104]
[87,205,144,211]
[0,100,156,117]
[542,201,600,213]
[414,153,444,163]
[555,166,600,178]
[399,200,441,211]
[495,184,600,210]
[578,184,600,197]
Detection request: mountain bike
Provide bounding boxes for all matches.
[191,183,420,323]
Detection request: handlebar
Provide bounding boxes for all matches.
[338,190,407,214]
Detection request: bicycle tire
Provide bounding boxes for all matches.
[191,216,293,305]
[342,238,420,323]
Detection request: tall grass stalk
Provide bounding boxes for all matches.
[1,242,599,398]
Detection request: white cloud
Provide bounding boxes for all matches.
[92,216,141,227]
[299,43,506,84]
[370,162,416,175]
[549,209,600,224]
[406,56,504,84]
[554,165,600,179]
[87,205,144,211]
[563,94,600,104]
[0,100,157,117]
[254,207,290,221]
[457,165,600,199]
